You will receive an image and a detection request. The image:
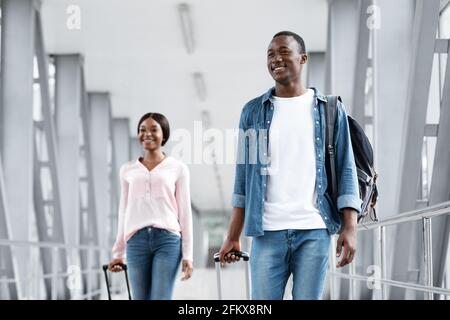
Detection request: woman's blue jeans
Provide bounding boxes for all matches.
[126,226,182,300]
[250,229,331,300]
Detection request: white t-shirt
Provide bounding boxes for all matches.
[263,89,326,230]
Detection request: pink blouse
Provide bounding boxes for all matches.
[112,156,193,261]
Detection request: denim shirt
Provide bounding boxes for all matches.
[231,87,362,236]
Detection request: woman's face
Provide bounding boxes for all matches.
[138,117,164,151]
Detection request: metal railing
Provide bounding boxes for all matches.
[328,201,450,300]
[0,239,117,300]
[2,202,449,300]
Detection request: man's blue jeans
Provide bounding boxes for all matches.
[250,229,331,300]
[126,227,181,300]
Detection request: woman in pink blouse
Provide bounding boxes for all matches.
[108,113,193,300]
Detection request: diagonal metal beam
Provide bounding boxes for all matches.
[0,155,18,299]
[429,40,450,297]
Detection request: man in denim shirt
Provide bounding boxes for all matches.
[218,31,361,300]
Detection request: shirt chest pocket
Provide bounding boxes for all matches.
[245,122,267,165]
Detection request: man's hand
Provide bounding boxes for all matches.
[218,238,241,266]
[218,207,245,266]
[336,208,358,268]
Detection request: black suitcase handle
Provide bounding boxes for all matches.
[213,251,251,299]
[213,251,249,262]
[102,264,132,300]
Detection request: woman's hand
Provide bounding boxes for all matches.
[108,258,125,272]
[181,259,193,281]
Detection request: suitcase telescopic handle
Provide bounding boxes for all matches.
[213,251,251,300]
[102,263,131,300]
[213,251,250,262]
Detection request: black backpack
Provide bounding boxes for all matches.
[324,96,379,224]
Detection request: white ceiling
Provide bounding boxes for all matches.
[41,0,328,212]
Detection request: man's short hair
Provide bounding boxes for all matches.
[272,31,306,54]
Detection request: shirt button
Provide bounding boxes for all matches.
[318,154,321,158]
[267,121,270,124]
[316,121,319,125]
[318,169,321,172]
[319,185,322,188]
[325,217,328,220]
[316,137,320,141]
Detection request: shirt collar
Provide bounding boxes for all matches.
[262,86,327,104]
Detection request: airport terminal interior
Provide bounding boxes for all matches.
[0,0,449,300]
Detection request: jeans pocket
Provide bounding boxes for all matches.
[127,228,146,244]
[160,228,181,239]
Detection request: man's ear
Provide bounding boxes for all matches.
[300,53,308,65]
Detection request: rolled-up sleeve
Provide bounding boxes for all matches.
[335,102,362,214]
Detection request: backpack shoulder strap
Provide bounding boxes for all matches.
[325,95,340,204]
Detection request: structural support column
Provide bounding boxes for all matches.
[55,54,84,248]
[130,137,142,160]
[111,119,130,249]
[324,0,372,299]
[391,0,440,299]
[371,0,415,300]
[88,92,113,249]
[325,0,360,112]
[79,78,100,298]
[0,0,35,299]
[113,119,131,170]
[374,0,415,218]
[306,52,326,91]
[351,0,372,124]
